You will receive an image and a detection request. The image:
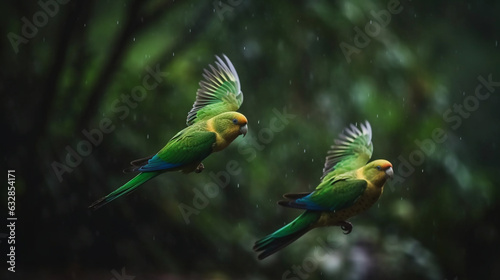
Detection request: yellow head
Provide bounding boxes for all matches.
[210,112,248,151]
[362,159,394,188]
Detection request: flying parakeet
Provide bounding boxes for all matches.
[89,55,248,210]
[253,121,393,260]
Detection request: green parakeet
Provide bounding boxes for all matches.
[89,55,248,210]
[253,121,393,259]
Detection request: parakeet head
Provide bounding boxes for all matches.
[363,159,394,187]
[210,112,248,150]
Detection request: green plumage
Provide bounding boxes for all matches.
[89,55,248,210]
[88,172,160,210]
[254,121,394,259]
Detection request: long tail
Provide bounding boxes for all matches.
[88,171,161,210]
[253,211,321,260]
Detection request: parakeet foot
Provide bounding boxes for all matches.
[339,221,352,234]
[195,163,205,173]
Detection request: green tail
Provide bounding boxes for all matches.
[253,211,321,260]
[89,171,161,210]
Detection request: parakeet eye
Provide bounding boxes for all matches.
[232,118,238,124]
[376,165,382,171]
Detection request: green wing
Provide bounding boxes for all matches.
[279,178,367,211]
[134,128,216,172]
[321,121,373,181]
[186,55,243,125]
[157,128,217,164]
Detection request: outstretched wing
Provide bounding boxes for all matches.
[278,179,367,211]
[321,121,373,181]
[186,54,243,125]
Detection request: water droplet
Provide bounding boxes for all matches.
[237,183,240,188]
[133,37,135,42]
[83,23,86,27]
[311,158,314,162]
[172,52,175,56]
[257,120,260,124]
[369,20,373,24]
[289,80,292,85]
[146,134,149,139]
[421,169,424,173]
[376,114,379,118]
[303,149,306,153]
[256,204,259,208]
[116,20,119,25]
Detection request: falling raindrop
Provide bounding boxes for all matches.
[303,149,306,153]
[116,20,119,25]
[237,183,240,188]
[369,20,372,24]
[289,80,292,85]
[146,134,150,139]
[311,158,314,162]
[189,28,192,33]
[172,52,175,56]
[257,120,260,124]
[376,114,379,118]
[83,23,86,27]
[133,37,136,42]
[496,40,498,47]
[421,169,424,173]
[256,204,259,208]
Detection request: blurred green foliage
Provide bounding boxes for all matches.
[2,0,500,279]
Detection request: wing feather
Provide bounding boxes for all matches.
[279,179,367,211]
[321,121,373,181]
[186,55,243,125]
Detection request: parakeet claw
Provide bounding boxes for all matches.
[339,221,353,234]
[195,163,205,173]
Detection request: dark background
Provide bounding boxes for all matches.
[2,0,500,279]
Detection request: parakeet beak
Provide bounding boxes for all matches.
[239,124,248,137]
[385,167,394,179]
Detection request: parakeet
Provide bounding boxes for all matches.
[253,121,393,260]
[89,55,248,210]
